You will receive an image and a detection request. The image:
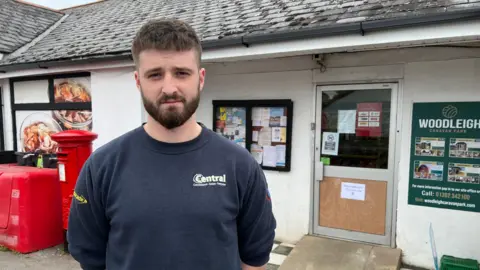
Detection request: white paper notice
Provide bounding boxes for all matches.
[237,126,246,138]
[280,116,287,127]
[263,146,277,167]
[252,130,259,142]
[251,144,263,164]
[341,182,366,201]
[321,132,339,156]
[338,110,356,134]
[261,108,270,127]
[252,108,262,127]
[275,145,286,167]
[271,127,281,142]
[58,163,66,182]
[258,127,272,146]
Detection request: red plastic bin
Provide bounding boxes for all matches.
[0,165,63,253]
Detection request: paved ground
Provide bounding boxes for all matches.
[0,245,80,270]
[0,241,294,270]
[1,238,409,270]
[279,236,402,270]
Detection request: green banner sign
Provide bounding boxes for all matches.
[408,102,480,213]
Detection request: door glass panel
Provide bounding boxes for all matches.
[320,89,391,169]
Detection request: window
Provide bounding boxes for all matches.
[320,89,391,169]
[10,73,92,153]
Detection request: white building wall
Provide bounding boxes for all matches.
[396,58,480,268]
[1,79,14,150]
[90,67,143,150]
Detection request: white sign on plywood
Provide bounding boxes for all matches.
[340,182,366,201]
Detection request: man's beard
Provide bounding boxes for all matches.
[141,85,201,130]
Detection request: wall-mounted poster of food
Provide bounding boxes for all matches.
[53,110,92,131]
[53,77,91,103]
[16,110,93,153]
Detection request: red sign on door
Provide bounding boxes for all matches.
[356,103,382,137]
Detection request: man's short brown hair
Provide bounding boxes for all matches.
[131,18,202,68]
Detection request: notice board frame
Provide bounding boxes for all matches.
[212,99,293,172]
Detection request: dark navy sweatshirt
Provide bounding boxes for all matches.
[67,123,277,270]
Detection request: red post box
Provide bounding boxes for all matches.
[51,130,98,252]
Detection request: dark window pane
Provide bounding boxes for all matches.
[320,89,391,169]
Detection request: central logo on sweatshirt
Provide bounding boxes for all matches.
[193,174,227,187]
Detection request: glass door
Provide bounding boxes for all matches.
[313,83,398,246]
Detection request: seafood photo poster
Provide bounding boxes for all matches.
[16,110,93,154]
[53,77,92,103]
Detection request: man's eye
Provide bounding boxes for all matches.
[148,73,161,78]
[177,71,189,76]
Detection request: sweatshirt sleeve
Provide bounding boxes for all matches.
[67,157,109,270]
[237,161,277,267]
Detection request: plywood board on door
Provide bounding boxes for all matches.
[319,177,387,235]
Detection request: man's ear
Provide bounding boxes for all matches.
[199,68,206,92]
[134,70,141,90]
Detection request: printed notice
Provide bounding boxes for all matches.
[276,145,286,167]
[280,116,287,127]
[58,163,66,182]
[269,108,284,127]
[252,108,262,127]
[341,182,366,201]
[407,102,480,213]
[338,110,356,134]
[261,108,271,127]
[251,144,263,164]
[321,132,339,156]
[272,127,281,142]
[252,130,259,142]
[263,146,277,167]
[258,127,272,146]
[271,127,286,143]
[356,103,382,137]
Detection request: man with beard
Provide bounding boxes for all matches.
[67,18,276,270]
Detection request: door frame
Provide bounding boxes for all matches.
[309,82,402,248]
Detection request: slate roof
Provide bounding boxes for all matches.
[0,0,63,54]
[1,0,480,68]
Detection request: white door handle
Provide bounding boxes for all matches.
[315,162,324,181]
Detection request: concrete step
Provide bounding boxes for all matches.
[279,235,402,270]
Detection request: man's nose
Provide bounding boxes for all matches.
[162,73,178,94]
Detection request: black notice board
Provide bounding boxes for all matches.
[212,99,293,172]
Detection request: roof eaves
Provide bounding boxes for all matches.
[241,8,480,46]
[1,7,480,73]
[361,6,480,31]
[0,52,132,73]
